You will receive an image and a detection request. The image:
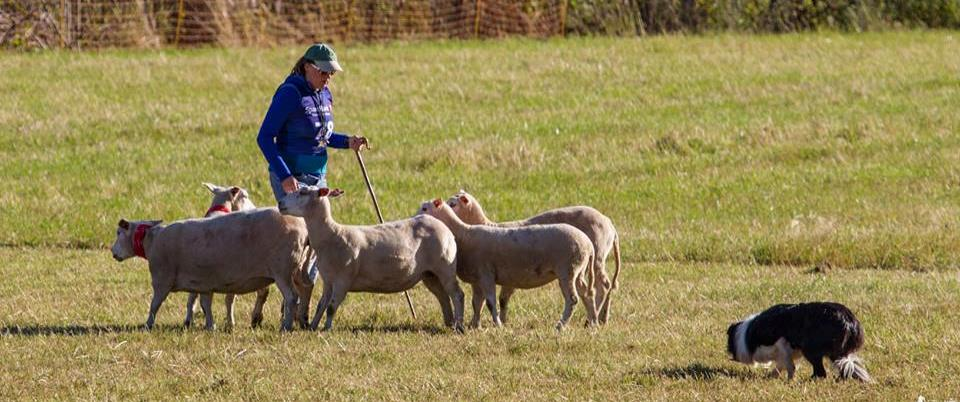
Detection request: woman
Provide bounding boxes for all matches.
[257,43,366,202]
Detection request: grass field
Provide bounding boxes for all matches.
[2,31,960,400]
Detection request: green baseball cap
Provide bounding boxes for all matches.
[303,43,342,72]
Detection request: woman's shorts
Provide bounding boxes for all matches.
[268,169,327,204]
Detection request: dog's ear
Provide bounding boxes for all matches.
[203,183,217,193]
[458,195,469,205]
[118,219,130,230]
[433,198,443,208]
[329,188,345,198]
[318,188,330,198]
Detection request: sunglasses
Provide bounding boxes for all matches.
[310,63,336,76]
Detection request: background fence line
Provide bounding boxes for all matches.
[2,0,959,49]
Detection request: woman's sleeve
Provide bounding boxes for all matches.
[327,132,350,149]
[256,85,298,181]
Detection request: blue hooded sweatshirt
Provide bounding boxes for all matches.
[257,74,350,181]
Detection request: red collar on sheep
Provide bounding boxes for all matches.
[133,223,153,259]
[205,205,231,216]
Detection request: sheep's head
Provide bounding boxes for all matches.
[112,218,162,261]
[446,190,485,224]
[420,198,457,224]
[415,200,434,216]
[204,183,256,212]
[279,186,343,217]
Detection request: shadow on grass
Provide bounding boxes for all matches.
[634,362,758,382]
[1,323,184,337]
[347,322,448,335]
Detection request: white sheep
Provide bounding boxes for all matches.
[111,207,312,331]
[419,199,597,330]
[279,187,465,332]
[182,183,265,329]
[447,190,621,325]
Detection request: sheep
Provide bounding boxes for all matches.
[111,207,312,331]
[447,190,621,325]
[182,183,266,329]
[418,199,598,330]
[278,187,465,332]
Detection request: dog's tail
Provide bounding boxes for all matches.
[833,354,872,382]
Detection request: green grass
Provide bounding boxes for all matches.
[1,248,958,400]
[2,32,960,269]
[2,32,960,399]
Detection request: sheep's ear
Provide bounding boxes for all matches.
[329,188,344,198]
[118,219,130,230]
[229,187,240,196]
[459,195,469,205]
[318,188,330,197]
[433,198,443,208]
[203,182,217,193]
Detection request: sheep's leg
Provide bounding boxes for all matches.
[223,294,236,330]
[310,282,334,331]
[183,292,198,327]
[441,277,466,333]
[322,285,350,332]
[299,248,317,325]
[479,277,502,327]
[421,275,454,327]
[250,287,269,328]
[593,257,612,325]
[274,278,298,332]
[145,286,171,330]
[575,270,599,328]
[498,287,516,324]
[431,267,466,332]
[297,287,312,329]
[469,283,484,329]
[555,273,579,331]
[294,279,313,329]
[199,293,215,331]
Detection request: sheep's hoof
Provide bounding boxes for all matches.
[555,321,566,332]
[453,322,465,334]
[250,315,263,328]
[182,319,192,328]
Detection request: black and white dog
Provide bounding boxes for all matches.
[726,302,871,382]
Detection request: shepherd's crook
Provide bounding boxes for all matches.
[354,145,418,320]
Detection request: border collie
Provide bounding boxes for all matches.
[726,302,871,382]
